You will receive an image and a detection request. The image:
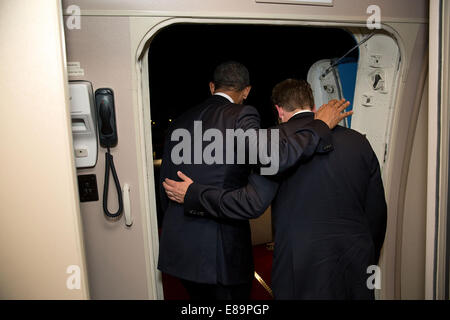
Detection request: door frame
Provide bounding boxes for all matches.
[130,15,414,300]
[427,0,450,300]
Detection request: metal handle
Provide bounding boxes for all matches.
[122,183,133,227]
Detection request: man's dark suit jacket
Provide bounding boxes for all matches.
[158,96,332,286]
[184,111,387,298]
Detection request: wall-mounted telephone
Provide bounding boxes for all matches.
[95,88,123,219]
[96,88,118,148]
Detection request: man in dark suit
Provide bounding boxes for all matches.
[158,63,351,300]
[163,79,387,299]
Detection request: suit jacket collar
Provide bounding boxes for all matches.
[214,92,234,103]
[209,94,234,105]
[289,111,314,122]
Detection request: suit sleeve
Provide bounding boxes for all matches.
[235,105,261,131]
[271,119,333,175]
[364,147,387,263]
[235,105,333,176]
[184,174,280,220]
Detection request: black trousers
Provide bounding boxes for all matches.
[180,279,252,300]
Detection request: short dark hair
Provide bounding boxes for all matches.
[213,61,250,92]
[271,79,314,112]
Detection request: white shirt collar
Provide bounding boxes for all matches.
[292,109,313,117]
[214,92,234,103]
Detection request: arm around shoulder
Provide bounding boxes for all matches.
[184,174,279,220]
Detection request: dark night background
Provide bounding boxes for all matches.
[148,23,358,159]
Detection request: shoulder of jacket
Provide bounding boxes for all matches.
[333,126,377,156]
[222,103,259,118]
[234,103,259,114]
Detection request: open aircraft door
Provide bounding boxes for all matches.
[307,32,401,169]
[307,57,357,128]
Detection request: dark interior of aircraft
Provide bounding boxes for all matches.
[148,23,358,299]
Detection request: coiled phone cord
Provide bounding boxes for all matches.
[103,147,123,218]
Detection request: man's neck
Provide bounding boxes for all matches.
[286,108,313,121]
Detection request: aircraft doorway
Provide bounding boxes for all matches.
[148,23,361,299]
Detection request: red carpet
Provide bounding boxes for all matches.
[162,243,274,300]
[251,243,274,300]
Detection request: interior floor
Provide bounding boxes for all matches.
[162,243,274,300]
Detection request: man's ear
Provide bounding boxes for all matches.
[209,82,215,95]
[242,85,252,99]
[275,104,284,119]
[312,105,317,112]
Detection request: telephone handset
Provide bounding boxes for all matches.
[96,88,118,148]
[95,88,123,219]
[99,104,113,135]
